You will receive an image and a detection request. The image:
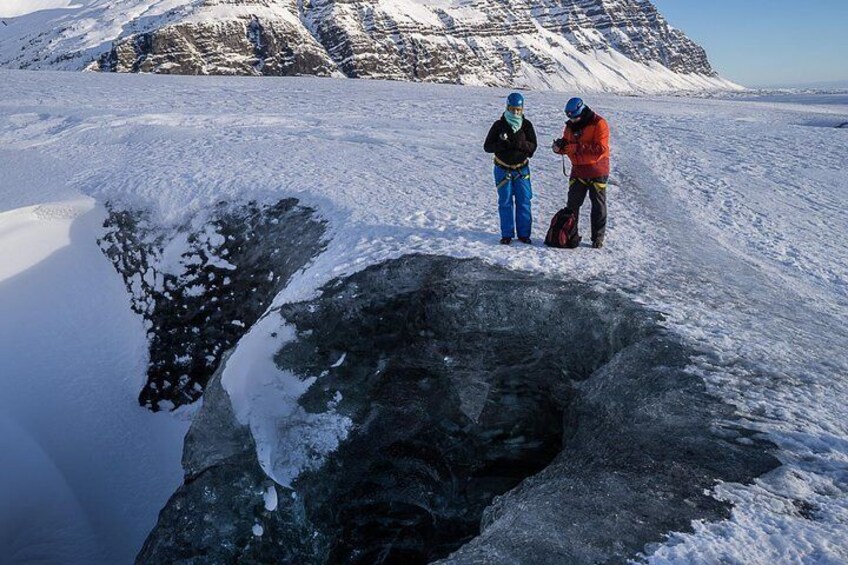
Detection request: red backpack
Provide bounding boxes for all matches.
[544,208,581,249]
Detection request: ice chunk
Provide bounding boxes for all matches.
[330,353,346,368]
[263,486,278,512]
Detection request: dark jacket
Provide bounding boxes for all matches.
[484,115,537,167]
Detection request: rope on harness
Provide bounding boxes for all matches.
[494,156,530,189]
[496,168,531,190]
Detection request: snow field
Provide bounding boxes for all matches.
[0,197,190,564]
[0,69,846,562]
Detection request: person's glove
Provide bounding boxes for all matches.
[499,132,509,141]
[552,138,563,151]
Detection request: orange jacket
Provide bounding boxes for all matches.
[553,109,610,178]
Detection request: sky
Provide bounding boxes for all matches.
[652,0,848,88]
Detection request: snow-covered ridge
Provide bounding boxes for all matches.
[0,0,740,93]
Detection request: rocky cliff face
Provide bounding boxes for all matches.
[96,3,338,76]
[531,0,713,74]
[0,0,736,92]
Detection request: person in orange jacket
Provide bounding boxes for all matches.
[551,97,610,248]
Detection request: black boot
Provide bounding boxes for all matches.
[500,237,512,245]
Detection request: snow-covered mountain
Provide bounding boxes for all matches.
[0,0,740,92]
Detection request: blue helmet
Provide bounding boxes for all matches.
[506,92,524,108]
[565,97,585,118]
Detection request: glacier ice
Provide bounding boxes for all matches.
[99,198,327,409]
[140,254,778,564]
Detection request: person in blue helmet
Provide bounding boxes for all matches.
[552,97,610,248]
[484,92,538,245]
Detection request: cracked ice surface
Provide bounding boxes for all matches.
[145,255,776,563]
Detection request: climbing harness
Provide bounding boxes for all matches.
[494,156,528,170]
[569,177,607,191]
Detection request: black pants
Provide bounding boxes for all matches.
[567,177,607,242]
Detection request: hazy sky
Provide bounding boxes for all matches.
[652,0,848,87]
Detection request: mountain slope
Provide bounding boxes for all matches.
[0,0,740,92]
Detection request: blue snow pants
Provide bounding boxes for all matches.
[494,164,532,239]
